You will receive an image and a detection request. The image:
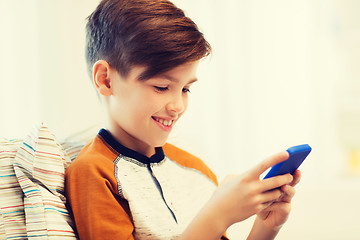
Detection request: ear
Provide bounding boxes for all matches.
[93,60,112,96]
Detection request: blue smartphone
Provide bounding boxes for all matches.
[263,144,312,179]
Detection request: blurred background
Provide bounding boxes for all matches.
[1,0,359,239]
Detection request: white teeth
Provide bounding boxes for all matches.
[155,118,173,126]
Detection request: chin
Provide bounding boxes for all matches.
[150,138,168,148]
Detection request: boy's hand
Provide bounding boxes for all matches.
[206,151,294,230]
[256,169,301,231]
[180,151,299,240]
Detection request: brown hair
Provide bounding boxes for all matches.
[86,0,211,80]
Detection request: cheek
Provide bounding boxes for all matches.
[182,96,189,112]
[184,96,189,109]
[129,94,160,121]
[138,91,164,110]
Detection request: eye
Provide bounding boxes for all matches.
[154,86,168,92]
[182,87,191,93]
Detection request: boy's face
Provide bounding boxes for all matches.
[106,61,199,157]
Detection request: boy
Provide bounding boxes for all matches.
[65,0,301,239]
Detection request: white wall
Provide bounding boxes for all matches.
[1,0,360,239]
[171,0,357,182]
[0,0,102,139]
[0,1,42,135]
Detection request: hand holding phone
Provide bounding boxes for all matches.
[263,144,312,179]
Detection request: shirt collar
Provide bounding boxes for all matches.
[98,128,165,164]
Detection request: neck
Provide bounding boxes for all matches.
[105,122,156,158]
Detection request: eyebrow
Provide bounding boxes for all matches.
[159,74,198,84]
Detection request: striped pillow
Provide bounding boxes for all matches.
[0,139,27,240]
[13,123,78,239]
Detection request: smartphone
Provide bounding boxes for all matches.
[263,144,312,179]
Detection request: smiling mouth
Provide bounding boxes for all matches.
[152,117,174,127]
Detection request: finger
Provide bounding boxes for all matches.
[249,151,289,178]
[260,201,274,213]
[289,170,301,187]
[261,201,291,216]
[261,174,293,192]
[279,185,296,203]
[261,188,282,203]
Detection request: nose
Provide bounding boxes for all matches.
[166,93,186,116]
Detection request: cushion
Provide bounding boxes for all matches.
[0,139,27,239]
[13,123,78,239]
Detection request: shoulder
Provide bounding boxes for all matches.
[163,143,219,185]
[65,136,118,182]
